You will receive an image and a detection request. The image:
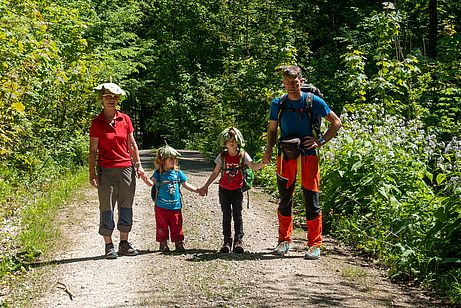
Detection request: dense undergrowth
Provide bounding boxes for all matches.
[0,165,88,279]
[322,106,460,303]
[0,125,88,307]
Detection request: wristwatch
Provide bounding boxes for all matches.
[319,136,326,146]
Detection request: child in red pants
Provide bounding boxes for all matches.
[142,144,200,252]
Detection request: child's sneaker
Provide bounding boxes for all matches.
[219,239,233,253]
[175,241,186,253]
[233,239,244,254]
[105,243,118,259]
[304,246,321,260]
[118,241,139,256]
[159,241,170,252]
[272,241,290,256]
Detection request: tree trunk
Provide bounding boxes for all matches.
[428,0,437,59]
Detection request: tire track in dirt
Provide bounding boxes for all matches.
[25,149,441,307]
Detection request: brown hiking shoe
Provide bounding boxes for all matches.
[175,241,186,253]
[159,241,170,252]
[219,239,233,253]
[118,241,138,256]
[233,239,244,254]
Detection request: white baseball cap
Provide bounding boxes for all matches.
[94,82,126,96]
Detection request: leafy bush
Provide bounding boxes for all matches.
[318,104,460,302]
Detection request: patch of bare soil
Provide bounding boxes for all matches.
[11,150,446,307]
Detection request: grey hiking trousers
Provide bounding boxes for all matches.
[97,165,136,236]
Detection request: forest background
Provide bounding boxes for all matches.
[0,0,460,305]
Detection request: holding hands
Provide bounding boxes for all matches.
[89,176,99,188]
[197,186,208,197]
[135,162,146,180]
[197,158,267,198]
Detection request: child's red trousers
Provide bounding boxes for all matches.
[155,206,184,243]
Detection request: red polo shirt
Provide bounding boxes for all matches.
[89,111,134,168]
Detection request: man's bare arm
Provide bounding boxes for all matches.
[263,120,278,164]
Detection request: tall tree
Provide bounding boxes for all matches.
[428,0,437,59]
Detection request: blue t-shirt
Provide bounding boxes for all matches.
[269,92,331,155]
[151,169,187,210]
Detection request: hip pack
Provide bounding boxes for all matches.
[279,138,301,160]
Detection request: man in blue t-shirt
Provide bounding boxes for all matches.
[263,65,342,259]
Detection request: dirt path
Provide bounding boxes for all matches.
[24,150,442,307]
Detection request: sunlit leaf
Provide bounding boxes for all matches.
[436,173,447,185]
[11,102,25,112]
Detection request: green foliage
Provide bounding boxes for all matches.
[325,3,460,302]
[0,250,41,279]
[445,270,461,304]
[0,0,117,290]
[117,0,300,153]
[319,104,461,302]
[0,0,104,186]
[1,0,461,304]
[420,27,461,140]
[322,105,434,244]
[334,2,461,140]
[0,167,87,281]
[254,163,277,196]
[338,49,368,104]
[21,168,87,253]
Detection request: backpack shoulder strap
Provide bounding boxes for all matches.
[280,94,288,105]
[304,92,322,138]
[151,170,161,202]
[304,92,313,119]
[238,150,246,172]
[172,170,180,183]
[220,150,226,172]
[156,170,162,188]
[277,94,288,121]
[305,92,314,104]
[175,170,182,190]
[220,150,231,182]
[278,92,312,127]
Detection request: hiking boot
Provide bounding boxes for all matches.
[118,241,138,256]
[272,241,290,256]
[219,239,233,253]
[159,241,170,252]
[304,246,321,260]
[105,244,118,259]
[175,241,186,253]
[233,239,244,254]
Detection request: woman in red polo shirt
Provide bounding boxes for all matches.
[88,82,145,259]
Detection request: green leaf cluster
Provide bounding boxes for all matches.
[318,104,461,301]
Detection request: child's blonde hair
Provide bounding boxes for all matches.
[154,144,181,174]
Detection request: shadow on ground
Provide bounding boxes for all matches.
[29,249,158,268]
